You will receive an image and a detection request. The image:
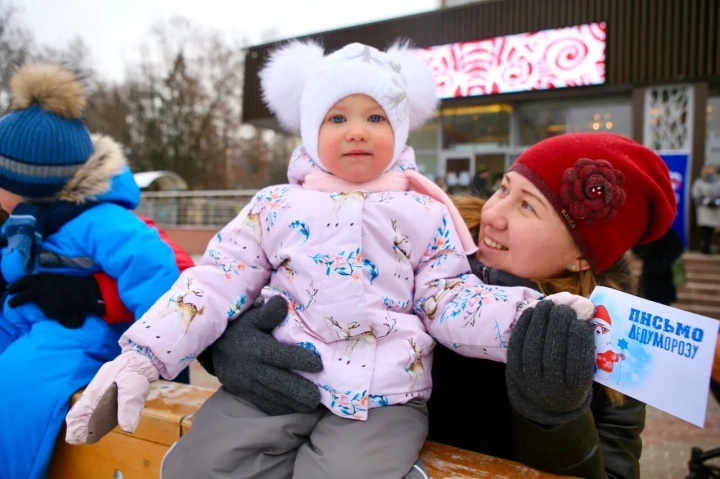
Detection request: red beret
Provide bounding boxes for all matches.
[509,133,676,273]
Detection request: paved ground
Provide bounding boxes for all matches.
[641,392,719,478]
[189,361,719,478]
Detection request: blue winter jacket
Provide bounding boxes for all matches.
[0,134,180,337]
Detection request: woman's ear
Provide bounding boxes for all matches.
[576,257,591,272]
[567,257,591,273]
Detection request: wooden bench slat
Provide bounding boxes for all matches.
[49,431,168,478]
[49,381,577,479]
[421,441,572,478]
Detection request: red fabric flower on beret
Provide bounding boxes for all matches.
[560,158,626,225]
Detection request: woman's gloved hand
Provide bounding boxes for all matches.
[506,300,595,425]
[8,272,104,328]
[200,295,324,416]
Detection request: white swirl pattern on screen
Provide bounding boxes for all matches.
[420,22,606,98]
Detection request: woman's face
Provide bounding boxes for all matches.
[477,172,588,279]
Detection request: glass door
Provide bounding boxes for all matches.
[473,153,507,197]
[439,152,474,194]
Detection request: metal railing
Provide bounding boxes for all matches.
[137,190,258,227]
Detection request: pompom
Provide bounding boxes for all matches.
[259,40,326,132]
[10,64,86,119]
[387,39,438,130]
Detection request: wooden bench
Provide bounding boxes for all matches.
[48,381,574,478]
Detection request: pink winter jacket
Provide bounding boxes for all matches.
[122,146,542,420]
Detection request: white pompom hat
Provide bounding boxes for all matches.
[259,39,438,170]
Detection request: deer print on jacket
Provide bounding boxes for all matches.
[155,277,206,334]
[405,338,426,390]
[330,191,366,221]
[325,316,373,356]
[240,211,262,242]
[417,278,464,320]
[391,218,410,278]
[324,314,398,357]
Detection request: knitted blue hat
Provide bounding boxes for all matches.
[0,64,93,199]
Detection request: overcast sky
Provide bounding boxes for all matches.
[15,0,439,81]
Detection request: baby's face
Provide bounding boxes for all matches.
[317,94,394,183]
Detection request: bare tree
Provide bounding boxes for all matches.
[0,0,34,109]
[0,1,97,111]
[85,82,133,152]
[113,17,248,190]
[1,10,294,191]
[36,36,97,87]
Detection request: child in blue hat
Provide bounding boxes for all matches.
[0,64,181,479]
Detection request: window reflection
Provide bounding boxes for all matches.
[514,99,632,145]
[406,96,634,180]
[440,104,512,149]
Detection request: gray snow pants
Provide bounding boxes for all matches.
[161,387,429,479]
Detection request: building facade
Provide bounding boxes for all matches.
[242,0,720,249]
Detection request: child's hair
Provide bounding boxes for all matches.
[452,193,630,404]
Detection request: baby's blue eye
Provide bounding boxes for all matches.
[330,115,345,123]
[369,114,384,123]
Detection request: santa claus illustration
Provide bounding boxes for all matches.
[590,305,625,379]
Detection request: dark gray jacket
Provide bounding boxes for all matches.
[427,257,644,479]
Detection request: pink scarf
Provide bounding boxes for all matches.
[303,170,478,255]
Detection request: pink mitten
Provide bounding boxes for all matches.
[65,351,159,445]
[542,292,595,320]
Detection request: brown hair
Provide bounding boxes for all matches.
[453,194,484,242]
[452,194,630,404]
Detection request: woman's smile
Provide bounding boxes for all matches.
[482,236,508,251]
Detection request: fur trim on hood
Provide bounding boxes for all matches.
[57,134,127,203]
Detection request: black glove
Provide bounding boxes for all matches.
[7,273,105,329]
[202,295,324,416]
[506,300,595,426]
